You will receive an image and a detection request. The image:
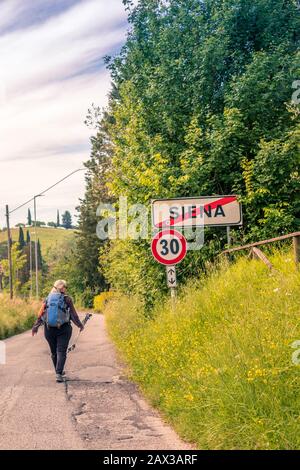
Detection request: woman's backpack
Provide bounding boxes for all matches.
[45,293,70,327]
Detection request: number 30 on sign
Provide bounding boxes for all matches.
[151,229,187,265]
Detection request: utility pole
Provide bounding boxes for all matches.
[29,232,33,297]
[33,195,43,299]
[5,205,13,299]
[34,197,38,298]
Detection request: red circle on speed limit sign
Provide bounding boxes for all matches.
[151,229,187,265]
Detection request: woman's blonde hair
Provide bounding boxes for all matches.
[50,280,67,294]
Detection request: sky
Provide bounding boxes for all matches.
[0,0,129,228]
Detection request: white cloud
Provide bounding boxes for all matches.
[0,0,26,32]
[0,0,128,227]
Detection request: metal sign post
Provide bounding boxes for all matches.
[166,265,177,303]
[226,226,231,247]
[151,230,187,302]
[166,265,177,288]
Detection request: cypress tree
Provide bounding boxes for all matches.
[76,105,113,304]
[27,209,32,226]
[18,227,25,249]
[37,239,43,270]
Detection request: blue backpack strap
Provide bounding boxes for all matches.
[59,293,67,311]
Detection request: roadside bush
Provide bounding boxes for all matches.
[0,295,40,339]
[93,291,114,312]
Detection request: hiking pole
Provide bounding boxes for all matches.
[68,313,92,353]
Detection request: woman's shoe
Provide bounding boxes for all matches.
[56,374,64,383]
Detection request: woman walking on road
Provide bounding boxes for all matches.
[32,280,84,383]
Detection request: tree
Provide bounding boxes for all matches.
[47,222,57,228]
[78,0,300,305]
[42,237,84,301]
[74,105,114,306]
[26,230,30,244]
[77,0,300,308]
[18,227,25,249]
[27,209,32,226]
[57,210,60,227]
[62,211,72,229]
[35,221,46,227]
[2,243,27,296]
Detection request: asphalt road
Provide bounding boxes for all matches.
[0,314,191,450]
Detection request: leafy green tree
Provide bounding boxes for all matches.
[62,211,72,229]
[2,243,27,296]
[42,238,84,302]
[79,0,300,305]
[75,104,115,306]
[34,221,46,227]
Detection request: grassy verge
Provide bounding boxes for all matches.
[0,295,40,339]
[104,250,300,449]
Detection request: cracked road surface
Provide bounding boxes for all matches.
[0,314,191,450]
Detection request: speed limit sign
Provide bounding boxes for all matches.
[151,229,187,265]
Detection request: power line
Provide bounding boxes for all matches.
[9,168,85,215]
[5,167,85,299]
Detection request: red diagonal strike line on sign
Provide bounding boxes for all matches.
[156,196,237,228]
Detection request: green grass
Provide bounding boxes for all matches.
[0,227,75,261]
[105,249,300,450]
[0,295,40,339]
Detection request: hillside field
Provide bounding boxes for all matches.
[0,227,75,260]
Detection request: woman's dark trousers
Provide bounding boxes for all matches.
[44,323,72,375]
